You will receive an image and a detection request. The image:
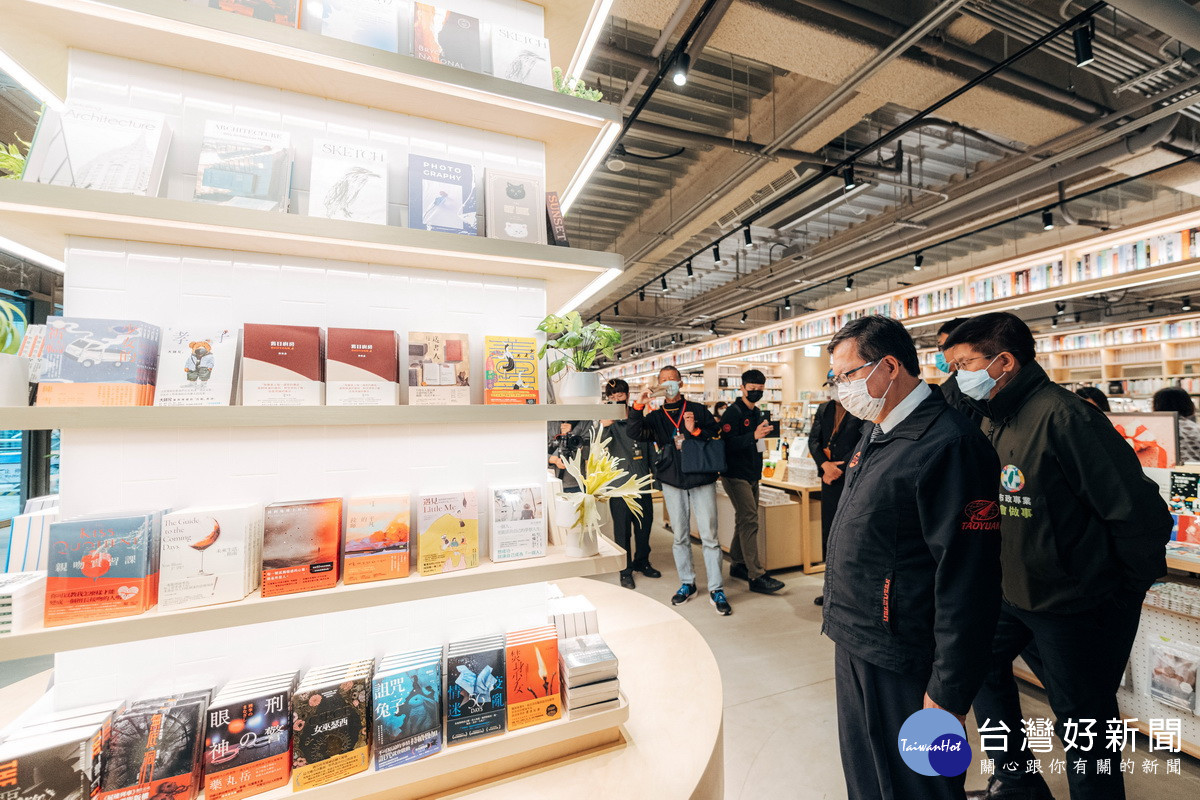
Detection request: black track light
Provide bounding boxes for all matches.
[843,165,856,190]
[1051,317,1058,329]
[1042,208,1054,231]
[784,296,792,310]
[670,333,677,344]
[1074,312,1082,323]
[743,227,756,251]
[1055,301,1066,316]
[845,276,854,292]
[686,259,694,277]
[1184,296,1193,312]
[661,275,668,292]
[741,311,748,324]
[914,252,924,271]
[1072,22,1095,68]
[613,303,619,317]
[671,52,691,87]
[1147,302,1156,314]
[709,322,717,335]
[712,244,726,268]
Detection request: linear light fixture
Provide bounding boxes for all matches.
[567,0,617,80]
[779,183,872,232]
[555,267,621,315]
[0,47,65,111]
[0,235,65,273]
[560,121,621,215]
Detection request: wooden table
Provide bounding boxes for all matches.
[761,477,825,574]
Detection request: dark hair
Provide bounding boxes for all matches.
[937,318,968,337]
[742,369,766,385]
[827,315,920,377]
[659,365,682,380]
[604,378,630,396]
[1074,386,1110,413]
[714,401,728,414]
[942,312,1038,366]
[1153,387,1196,418]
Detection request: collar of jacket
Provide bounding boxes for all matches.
[977,360,1052,423]
[872,384,946,443]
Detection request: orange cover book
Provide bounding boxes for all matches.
[261,499,342,597]
[342,495,410,584]
[505,627,561,730]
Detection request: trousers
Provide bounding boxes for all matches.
[610,492,653,574]
[721,476,765,579]
[660,482,722,592]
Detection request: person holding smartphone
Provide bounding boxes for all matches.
[598,378,660,589]
[719,369,785,595]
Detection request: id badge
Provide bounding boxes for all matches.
[674,432,686,450]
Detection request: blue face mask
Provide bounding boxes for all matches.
[662,380,681,399]
[934,352,951,374]
[956,356,1001,401]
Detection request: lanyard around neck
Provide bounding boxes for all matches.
[664,399,687,432]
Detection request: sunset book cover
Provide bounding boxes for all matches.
[342,495,410,584]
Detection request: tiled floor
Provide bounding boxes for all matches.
[590,522,1200,800]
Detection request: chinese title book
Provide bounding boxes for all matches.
[372,646,442,769]
[261,498,342,597]
[37,317,161,407]
[407,331,469,405]
[505,626,561,730]
[326,328,399,406]
[446,635,505,744]
[153,326,239,406]
[483,335,538,404]
[342,495,410,584]
[291,663,371,790]
[489,485,545,562]
[204,672,297,800]
[241,324,324,406]
[416,491,478,576]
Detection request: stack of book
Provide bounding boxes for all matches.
[204,670,299,800]
[445,634,506,744]
[153,327,239,407]
[343,495,410,585]
[37,317,161,406]
[504,625,561,731]
[159,504,265,611]
[0,572,46,636]
[261,498,342,597]
[4,505,60,572]
[560,634,620,716]
[547,593,599,639]
[0,698,125,800]
[101,690,211,800]
[372,646,444,769]
[291,660,373,791]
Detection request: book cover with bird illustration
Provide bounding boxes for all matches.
[483,335,539,404]
[416,492,478,576]
[371,656,442,769]
[407,331,470,405]
[160,504,264,611]
[445,636,505,744]
[203,683,294,800]
[490,25,552,89]
[412,4,481,71]
[484,170,546,244]
[308,139,388,224]
[260,499,342,597]
[504,626,561,730]
[489,485,545,562]
[342,495,410,584]
[407,154,477,235]
[44,511,163,627]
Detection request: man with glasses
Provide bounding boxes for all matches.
[822,316,1002,800]
[935,318,981,423]
[943,312,1171,800]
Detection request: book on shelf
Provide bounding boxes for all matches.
[36,317,161,406]
[504,625,561,731]
[1147,639,1199,712]
[241,324,324,406]
[291,663,372,790]
[23,102,172,196]
[4,506,59,572]
[153,327,239,407]
[407,331,470,405]
[0,723,106,800]
[101,694,209,800]
[261,498,342,597]
[483,335,539,404]
[490,25,552,89]
[545,191,569,247]
[44,510,165,628]
[1174,514,1200,545]
[559,633,618,688]
[320,0,401,52]
[407,154,477,235]
[372,647,443,769]
[194,121,293,212]
[565,678,620,714]
[446,635,506,744]
[307,139,389,224]
[547,595,599,640]
[209,1,300,28]
[489,485,546,562]
[159,504,265,611]
[25,494,59,513]
[0,571,45,637]
[342,495,410,585]
[484,170,546,244]
[1170,471,1199,514]
[412,3,481,72]
[325,328,399,406]
[416,491,479,576]
[204,672,297,800]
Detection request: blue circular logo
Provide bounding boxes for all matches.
[897,709,972,777]
[1000,464,1025,493]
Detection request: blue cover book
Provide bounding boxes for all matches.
[39,317,160,385]
[372,659,442,769]
[445,636,505,744]
[407,154,477,235]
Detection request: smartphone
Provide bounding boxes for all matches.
[761,410,781,438]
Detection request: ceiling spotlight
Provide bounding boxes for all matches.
[709,322,717,335]
[784,296,792,310]
[605,144,628,173]
[1042,208,1054,230]
[843,165,856,190]
[1072,22,1095,68]
[613,303,619,317]
[686,259,694,277]
[1185,296,1193,312]
[845,276,854,292]
[914,252,924,271]
[743,227,757,251]
[671,52,691,87]
[1074,312,1082,323]
[670,333,677,344]
[638,287,646,302]
[1055,301,1066,316]
[660,275,669,292]
[1051,317,1058,329]
[740,311,748,324]
[1147,302,1156,314]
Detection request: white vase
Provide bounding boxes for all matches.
[557,370,602,404]
[565,520,601,558]
[0,355,31,407]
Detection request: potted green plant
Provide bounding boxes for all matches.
[0,299,31,406]
[537,311,620,403]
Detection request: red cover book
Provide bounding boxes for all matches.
[260,499,342,597]
[326,328,399,406]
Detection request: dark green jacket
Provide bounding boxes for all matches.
[969,361,1171,613]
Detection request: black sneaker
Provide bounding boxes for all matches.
[965,774,1056,800]
[749,575,785,594]
[632,561,662,579]
[671,583,697,605]
[710,589,732,615]
[729,563,750,582]
[813,595,824,606]
[619,571,636,590]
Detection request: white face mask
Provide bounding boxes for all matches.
[835,361,892,421]
[956,355,1001,401]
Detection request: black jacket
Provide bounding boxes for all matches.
[720,398,765,482]
[807,400,865,473]
[628,397,720,489]
[941,372,984,424]
[822,387,1002,716]
[967,360,1171,613]
[595,417,651,479]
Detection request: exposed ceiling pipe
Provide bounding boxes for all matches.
[772,0,1107,115]
[682,0,734,61]
[1104,0,1200,55]
[617,0,693,109]
[1056,181,1112,230]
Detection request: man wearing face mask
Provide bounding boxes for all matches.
[719,369,786,595]
[822,316,1002,800]
[943,312,1171,800]
[598,379,659,590]
[935,318,981,425]
[630,366,730,615]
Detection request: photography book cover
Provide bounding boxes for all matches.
[407,154,477,235]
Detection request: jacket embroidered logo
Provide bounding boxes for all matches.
[722,423,732,433]
[848,451,861,469]
[1000,464,1025,493]
[962,500,1001,532]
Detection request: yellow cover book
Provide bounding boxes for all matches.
[483,335,539,404]
[416,492,479,575]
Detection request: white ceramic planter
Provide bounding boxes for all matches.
[556,494,601,558]
[0,355,31,406]
[557,370,602,403]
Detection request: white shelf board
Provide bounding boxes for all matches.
[0,0,619,195]
[0,402,625,430]
[0,182,622,312]
[0,538,627,661]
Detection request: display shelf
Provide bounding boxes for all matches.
[0,402,626,431]
[1167,555,1200,574]
[0,537,627,661]
[0,182,622,312]
[0,0,619,195]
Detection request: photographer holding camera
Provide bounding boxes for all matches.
[548,420,587,492]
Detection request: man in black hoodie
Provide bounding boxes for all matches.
[629,366,730,615]
[944,312,1172,800]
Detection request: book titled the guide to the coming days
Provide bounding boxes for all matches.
[159,503,264,611]
[261,498,342,597]
[483,335,539,404]
[407,331,469,405]
[342,494,410,584]
[416,491,478,576]
[307,139,388,224]
[407,153,477,235]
